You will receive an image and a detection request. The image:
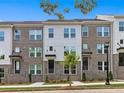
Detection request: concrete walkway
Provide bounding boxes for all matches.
[0,81,124,88]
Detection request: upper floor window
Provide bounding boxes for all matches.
[0,32,4,41]
[82,26,88,37]
[29,30,42,40]
[64,46,76,56]
[119,22,124,31]
[96,26,109,37]
[64,28,69,38]
[49,46,53,51]
[120,39,123,44]
[29,47,42,58]
[48,28,54,38]
[82,44,88,49]
[15,47,20,53]
[64,28,76,38]
[14,30,21,41]
[70,28,76,38]
[96,44,107,54]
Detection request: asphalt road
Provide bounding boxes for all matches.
[3,89,124,93]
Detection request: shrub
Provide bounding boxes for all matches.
[28,74,32,83]
[45,75,49,83]
[82,73,86,81]
[109,71,113,80]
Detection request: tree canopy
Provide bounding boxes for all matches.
[40,0,96,20]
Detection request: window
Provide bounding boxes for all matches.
[70,28,76,38]
[119,22,124,31]
[64,28,69,38]
[104,27,109,37]
[97,44,102,54]
[49,46,53,51]
[96,26,109,37]
[14,30,21,41]
[96,44,107,54]
[48,60,54,74]
[64,28,76,38]
[64,65,69,74]
[64,46,69,56]
[0,55,5,60]
[15,47,20,53]
[0,32,4,41]
[119,53,124,66]
[64,46,76,56]
[29,47,42,57]
[48,28,54,38]
[82,26,88,37]
[0,68,4,77]
[29,30,42,40]
[29,64,42,75]
[64,65,76,74]
[98,61,107,71]
[120,39,123,44]
[82,44,88,49]
[82,57,88,70]
[15,60,20,74]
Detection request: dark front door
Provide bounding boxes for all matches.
[48,60,54,74]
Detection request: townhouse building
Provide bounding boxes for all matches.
[0,18,112,83]
[97,15,124,80]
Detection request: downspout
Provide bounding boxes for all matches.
[42,25,44,81]
[80,25,82,80]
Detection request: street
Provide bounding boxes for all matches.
[2,89,124,93]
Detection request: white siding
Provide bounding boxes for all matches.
[43,25,81,61]
[0,28,12,65]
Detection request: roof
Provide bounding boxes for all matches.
[46,19,107,22]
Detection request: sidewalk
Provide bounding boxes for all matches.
[0,81,124,88]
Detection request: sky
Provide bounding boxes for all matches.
[0,0,124,21]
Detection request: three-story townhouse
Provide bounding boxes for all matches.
[97,15,124,80]
[43,20,82,81]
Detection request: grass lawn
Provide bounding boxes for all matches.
[1,84,124,92]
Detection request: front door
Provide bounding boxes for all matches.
[48,60,54,74]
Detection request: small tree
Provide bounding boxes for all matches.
[63,51,79,86]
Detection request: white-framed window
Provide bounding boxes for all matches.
[96,26,109,37]
[0,32,4,41]
[119,22,124,31]
[48,28,54,38]
[64,28,76,38]
[120,39,123,44]
[15,47,20,53]
[70,28,76,38]
[82,26,88,37]
[64,46,76,56]
[64,65,76,75]
[98,61,107,71]
[49,46,53,51]
[29,30,42,40]
[96,44,107,54]
[82,44,88,49]
[64,28,69,38]
[29,64,42,75]
[29,47,42,57]
[14,30,21,41]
